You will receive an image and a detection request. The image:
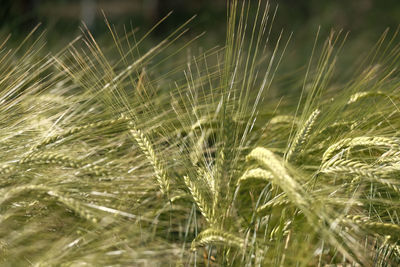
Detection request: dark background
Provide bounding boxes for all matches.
[1,0,399,71]
[1,0,399,38]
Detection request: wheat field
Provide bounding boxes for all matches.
[1,1,400,266]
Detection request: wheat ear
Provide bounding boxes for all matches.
[0,164,15,175]
[237,168,274,186]
[191,228,244,251]
[129,127,170,196]
[197,167,219,213]
[378,150,400,164]
[344,215,400,239]
[320,159,400,193]
[247,147,309,209]
[214,116,235,189]
[0,185,97,223]
[286,109,320,162]
[258,195,363,215]
[183,175,214,224]
[47,190,98,223]
[257,198,291,214]
[32,116,129,150]
[269,115,298,125]
[322,136,400,164]
[260,115,297,141]
[347,91,387,104]
[0,185,51,206]
[19,152,109,176]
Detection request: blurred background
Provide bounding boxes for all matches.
[1,0,400,38]
[1,0,400,72]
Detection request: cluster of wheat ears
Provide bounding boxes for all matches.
[1,1,400,266]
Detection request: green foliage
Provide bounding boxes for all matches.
[2,1,400,266]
